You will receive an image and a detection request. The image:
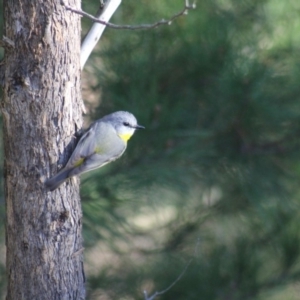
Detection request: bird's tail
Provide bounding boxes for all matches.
[44,168,72,191]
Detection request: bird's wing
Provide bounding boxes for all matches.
[66,121,126,174]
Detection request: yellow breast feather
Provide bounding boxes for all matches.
[74,157,85,167]
[118,133,133,142]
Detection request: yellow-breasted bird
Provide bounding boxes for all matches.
[45,111,144,191]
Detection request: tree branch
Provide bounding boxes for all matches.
[62,0,196,31]
[0,60,4,88]
[143,258,193,300]
[0,36,13,88]
[80,0,122,69]
[0,36,15,48]
[143,238,200,300]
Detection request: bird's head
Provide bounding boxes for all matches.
[104,111,145,142]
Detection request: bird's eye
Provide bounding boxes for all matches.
[123,122,130,127]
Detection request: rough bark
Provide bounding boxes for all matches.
[3,0,85,298]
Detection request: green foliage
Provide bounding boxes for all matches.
[79,0,300,299]
[81,0,300,299]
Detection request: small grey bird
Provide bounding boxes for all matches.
[45,111,144,191]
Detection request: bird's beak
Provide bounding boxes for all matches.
[135,124,145,129]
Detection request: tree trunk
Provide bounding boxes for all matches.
[3,0,85,298]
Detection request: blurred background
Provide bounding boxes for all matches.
[2,0,300,299]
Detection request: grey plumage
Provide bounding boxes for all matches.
[45,111,144,191]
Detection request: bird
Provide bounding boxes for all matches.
[45,111,144,191]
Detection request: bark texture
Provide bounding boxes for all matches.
[3,0,85,298]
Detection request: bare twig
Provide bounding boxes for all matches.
[0,36,15,48]
[143,238,200,300]
[0,60,4,88]
[71,247,85,258]
[62,0,196,31]
[144,258,193,300]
